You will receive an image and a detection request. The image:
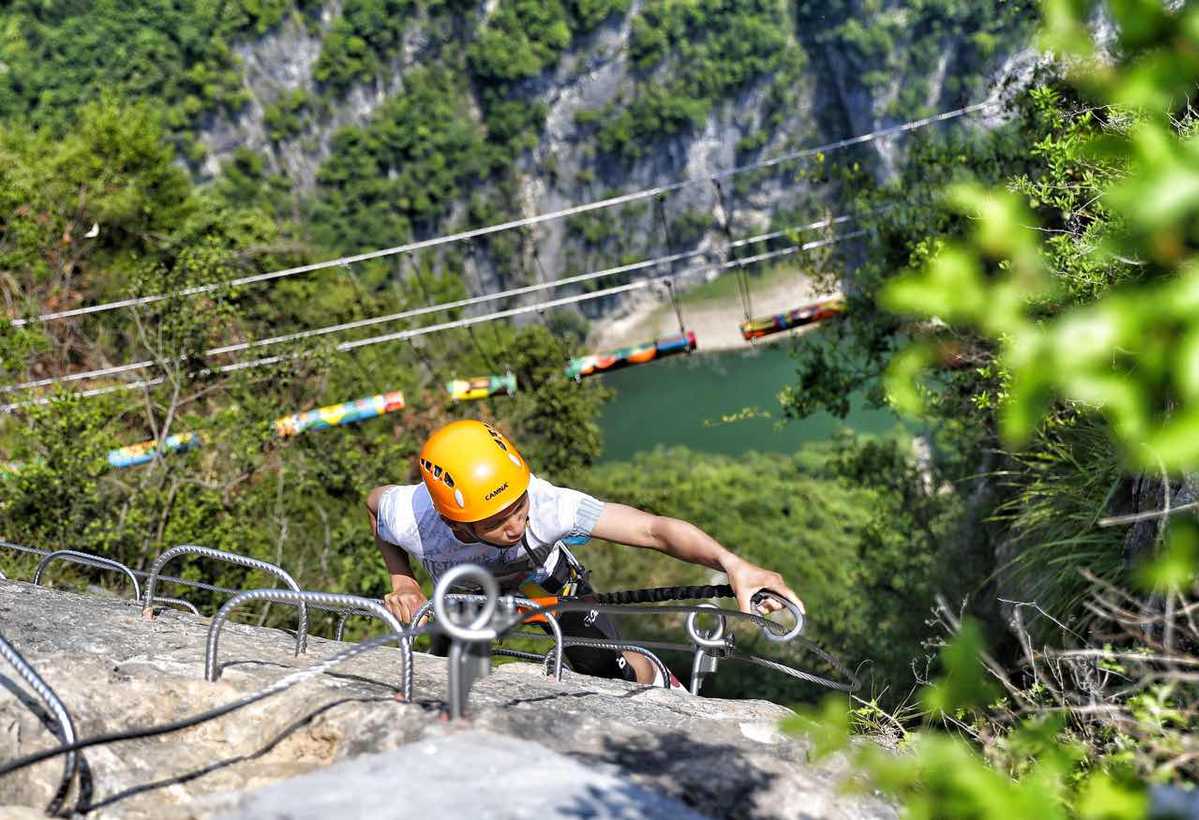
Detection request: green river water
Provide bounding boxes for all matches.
[596,344,901,462]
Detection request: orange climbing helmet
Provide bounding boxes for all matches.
[418,420,531,522]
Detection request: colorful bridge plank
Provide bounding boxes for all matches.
[274,390,406,438]
[107,432,203,469]
[445,373,517,402]
[565,331,697,380]
[738,296,846,341]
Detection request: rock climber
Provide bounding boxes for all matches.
[366,419,802,686]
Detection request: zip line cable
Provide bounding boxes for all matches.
[728,214,853,248]
[2,217,852,395]
[1,231,860,412]
[7,100,995,328]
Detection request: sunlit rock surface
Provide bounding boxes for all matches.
[0,580,894,819]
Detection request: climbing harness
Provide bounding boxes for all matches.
[738,296,847,342]
[424,566,565,719]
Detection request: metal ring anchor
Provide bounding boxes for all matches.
[685,603,728,649]
[32,550,141,601]
[751,589,805,643]
[206,589,412,702]
[416,593,564,681]
[687,603,728,696]
[143,544,309,655]
[0,631,78,815]
[433,566,499,641]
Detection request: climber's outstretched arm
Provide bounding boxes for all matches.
[591,503,803,616]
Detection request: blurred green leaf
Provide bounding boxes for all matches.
[1135,517,1199,590]
[883,343,937,416]
[922,620,1001,715]
[781,695,851,759]
[1075,771,1149,820]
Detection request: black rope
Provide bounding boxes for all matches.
[713,179,752,322]
[0,628,430,780]
[612,637,858,693]
[653,197,689,337]
[587,584,733,605]
[664,280,687,338]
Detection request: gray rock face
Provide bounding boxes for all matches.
[0,580,895,819]
[207,730,707,819]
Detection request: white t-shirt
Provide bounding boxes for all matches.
[376,473,605,589]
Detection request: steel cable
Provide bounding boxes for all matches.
[2,230,861,411]
[9,99,994,327]
[1,218,844,397]
[0,625,436,779]
[0,632,78,815]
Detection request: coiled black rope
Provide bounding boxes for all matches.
[588,584,733,605]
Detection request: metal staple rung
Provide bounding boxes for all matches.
[144,545,309,655]
[32,550,142,601]
[0,631,78,814]
[206,589,414,702]
[333,608,395,642]
[556,638,672,689]
[150,596,201,616]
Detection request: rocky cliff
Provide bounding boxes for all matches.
[193,0,1034,306]
[0,579,893,818]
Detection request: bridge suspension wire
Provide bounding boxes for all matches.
[1,231,861,413]
[2,217,853,396]
[8,99,995,327]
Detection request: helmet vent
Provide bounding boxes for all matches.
[420,458,455,489]
[484,424,509,452]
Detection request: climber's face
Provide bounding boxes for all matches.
[465,492,530,547]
